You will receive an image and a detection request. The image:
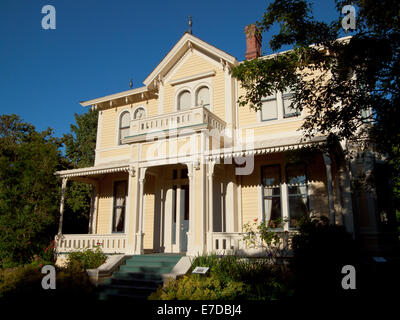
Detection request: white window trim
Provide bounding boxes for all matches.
[175,87,192,111]
[133,105,147,119]
[257,91,304,125]
[116,109,132,146]
[174,78,213,112]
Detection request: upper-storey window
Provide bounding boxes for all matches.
[134,107,145,120]
[261,94,278,121]
[178,90,191,110]
[119,111,130,145]
[282,89,299,118]
[196,86,210,109]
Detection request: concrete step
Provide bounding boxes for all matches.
[119,265,172,274]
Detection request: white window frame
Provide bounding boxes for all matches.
[117,110,131,145]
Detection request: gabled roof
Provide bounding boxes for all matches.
[80,32,238,107]
[143,32,238,89]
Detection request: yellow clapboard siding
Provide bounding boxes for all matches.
[100,99,158,149]
[171,53,215,81]
[100,147,130,159]
[212,70,225,120]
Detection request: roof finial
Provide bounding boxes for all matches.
[129,78,133,89]
[188,16,192,34]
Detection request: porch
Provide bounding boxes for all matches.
[54,135,354,257]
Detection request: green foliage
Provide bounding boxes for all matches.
[65,246,107,270]
[290,215,359,297]
[232,0,400,214]
[0,262,96,301]
[0,115,62,267]
[62,109,98,234]
[242,218,290,262]
[149,273,248,300]
[150,253,292,300]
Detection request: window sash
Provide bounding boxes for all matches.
[261,95,278,121]
[282,92,299,118]
[286,164,308,228]
[261,165,282,226]
[112,181,127,233]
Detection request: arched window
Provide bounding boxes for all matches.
[133,107,145,120]
[196,86,210,108]
[178,90,191,110]
[119,111,130,144]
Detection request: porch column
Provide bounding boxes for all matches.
[57,177,68,236]
[126,166,136,254]
[186,162,195,255]
[135,167,146,255]
[323,153,336,224]
[88,183,99,234]
[206,161,215,252]
[339,166,355,236]
[175,185,182,253]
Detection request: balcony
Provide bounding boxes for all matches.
[123,106,226,143]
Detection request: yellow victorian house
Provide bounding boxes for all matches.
[54,26,381,258]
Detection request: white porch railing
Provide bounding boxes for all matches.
[211,232,293,256]
[56,234,127,254]
[128,106,226,140]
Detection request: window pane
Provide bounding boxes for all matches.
[179,91,191,110]
[262,165,281,187]
[196,87,210,108]
[287,163,307,186]
[264,197,281,225]
[134,108,145,119]
[282,89,298,117]
[113,181,127,232]
[120,112,130,127]
[262,165,282,225]
[119,127,130,142]
[288,195,308,228]
[261,96,277,121]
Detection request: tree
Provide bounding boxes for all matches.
[0,115,63,267]
[231,0,400,228]
[61,108,98,234]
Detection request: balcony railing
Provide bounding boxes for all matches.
[55,234,127,254]
[124,106,226,143]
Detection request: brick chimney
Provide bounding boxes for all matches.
[245,24,262,60]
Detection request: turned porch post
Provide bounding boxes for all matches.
[58,177,68,236]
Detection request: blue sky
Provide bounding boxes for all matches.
[0,0,339,138]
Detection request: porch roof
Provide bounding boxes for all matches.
[207,135,327,160]
[55,161,131,179]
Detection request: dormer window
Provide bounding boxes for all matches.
[119,111,130,145]
[178,90,191,110]
[196,86,210,109]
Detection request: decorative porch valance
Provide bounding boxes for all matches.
[207,135,327,161]
[55,163,130,178]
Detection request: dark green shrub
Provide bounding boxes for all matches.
[290,216,360,298]
[65,246,107,270]
[0,261,96,301]
[148,272,248,300]
[159,253,292,300]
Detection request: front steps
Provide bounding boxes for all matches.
[97,254,182,300]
